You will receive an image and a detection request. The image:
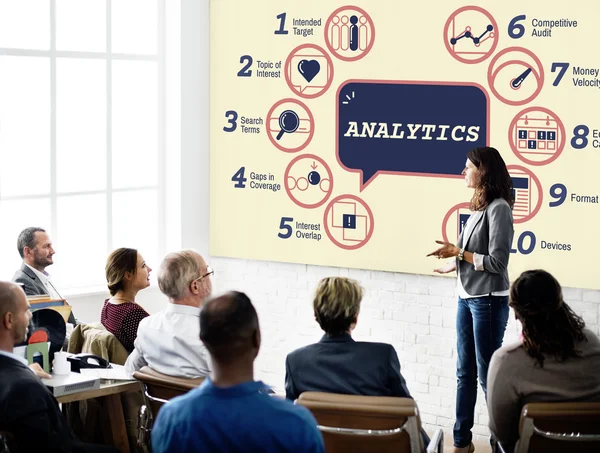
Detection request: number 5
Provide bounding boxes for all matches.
[278,217,294,239]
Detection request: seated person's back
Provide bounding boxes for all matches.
[488,270,600,451]
[152,291,324,453]
[100,247,151,352]
[154,379,321,453]
[286,277,411,400]
[125,250,212,378]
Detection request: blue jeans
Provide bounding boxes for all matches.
[453,296,509,448]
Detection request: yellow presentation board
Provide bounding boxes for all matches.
[210,0,600,289]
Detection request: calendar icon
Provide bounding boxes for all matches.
[509,107,565,166]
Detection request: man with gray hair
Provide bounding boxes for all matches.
[125,250,213,378]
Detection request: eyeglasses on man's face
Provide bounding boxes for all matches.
[193,265,214,283]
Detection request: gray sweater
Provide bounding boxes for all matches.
[487,328,600,450]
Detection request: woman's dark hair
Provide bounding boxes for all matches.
[510,269,587,367]
[467,147,514,211]
[105,248,138,296]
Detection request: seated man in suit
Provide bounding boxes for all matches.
[152,291,324,453]
[125,250,212,378]
[12,226,76,325]
[285,277,429,445]
[0,281,116,453]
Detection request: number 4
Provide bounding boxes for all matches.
[232,167,247,188]
[551,62,570,86]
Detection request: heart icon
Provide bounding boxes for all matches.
[298,59,321,83]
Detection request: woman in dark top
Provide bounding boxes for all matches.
[100,248,151,352]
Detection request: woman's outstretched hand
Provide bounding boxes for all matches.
[433,260,457,274]
[427,240,460,259]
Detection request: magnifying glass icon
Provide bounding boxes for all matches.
[276,110,300,140]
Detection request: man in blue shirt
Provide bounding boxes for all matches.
[152,291,324,453]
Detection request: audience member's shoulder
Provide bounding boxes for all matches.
[157,385,206,419]
[582,328,600,347]
[9,370,54,404]
[268,393,317,423]
[355,339,396,354]
[287,342,319,361]
[493,338,525,360]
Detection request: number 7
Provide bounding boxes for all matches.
[551,62,569,87]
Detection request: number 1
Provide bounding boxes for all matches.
[274,13,288,35]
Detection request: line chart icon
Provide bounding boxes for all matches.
[443,6,499,64]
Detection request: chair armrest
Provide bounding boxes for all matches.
[426,428,444,453]
[493,440,508,453]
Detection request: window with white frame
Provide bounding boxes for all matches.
[0,0,167,293]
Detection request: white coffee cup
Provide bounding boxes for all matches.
[53,351,71,375]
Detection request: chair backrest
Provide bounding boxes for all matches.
[296,392,423,453]
[517,402,600,453]
[133,366,204,417]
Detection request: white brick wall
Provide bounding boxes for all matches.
[211,257,600,442]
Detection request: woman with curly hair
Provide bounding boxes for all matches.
[428,146,515,453]
[488,269,600,452]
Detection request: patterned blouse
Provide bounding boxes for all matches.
[100,299,149,353]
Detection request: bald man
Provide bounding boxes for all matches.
[152,291,325,453]
[0,281,116,453]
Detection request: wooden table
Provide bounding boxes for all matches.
[58,380,140,453]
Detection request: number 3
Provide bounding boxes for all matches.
[223,110,238,132]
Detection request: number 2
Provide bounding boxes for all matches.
[237,55,253,77]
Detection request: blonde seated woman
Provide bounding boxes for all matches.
[285,276,429,445]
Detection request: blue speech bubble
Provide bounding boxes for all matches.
[336,80,489,190]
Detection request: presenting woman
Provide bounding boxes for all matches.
[427,146,514,453]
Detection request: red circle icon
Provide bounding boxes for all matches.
[266,98,315,153]
[507,165,543,224]
[284,44,334,99]
[508,107,566,166]
[284,154,333,209]
[487,47,545,106]
[324,6,376,62]
[443,6,499,64]
[441,202,472,243]
[323,194,374,250]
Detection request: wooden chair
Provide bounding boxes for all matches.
[296,392,444,453]
[133,366,204,452]
[512,402,600,453]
